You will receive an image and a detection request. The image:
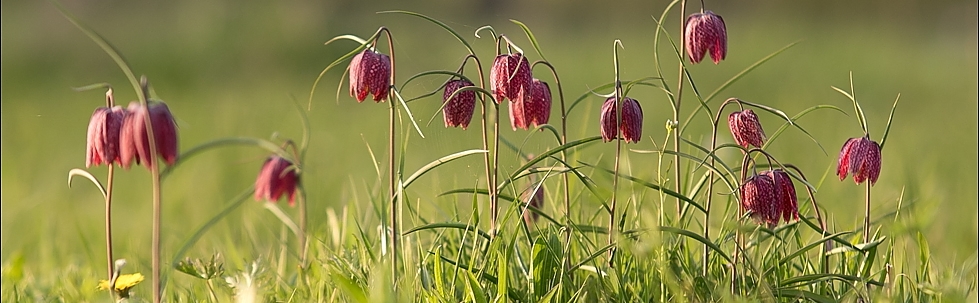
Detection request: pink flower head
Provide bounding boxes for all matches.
[490,53,532,104]
[522,183,545,226]
[740,173,778,226]
[600,97,643,143]
[442,79,477,129]
[741,170,799,227]
[254,155,300,206]
[766,169,799,223]
[684,11,727,64]
[837,136,882,185]
[86,106,127,167]
[509,79,552,130]
[728,109,766,148]
[119,101,179,169]
[348,48,392,102]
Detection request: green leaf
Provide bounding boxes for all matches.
[879,94,900,150]
[772,288,836,303]
[582,162,707,213]
[67,168,106,199]
[379,11,475,55]
[402,149,488,189]
[391,88,426,138]
[658,226,732,263]
[466,271,489,303]
[510,19,547,62]
[404,222,492,240]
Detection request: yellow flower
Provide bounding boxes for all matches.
[98,273,144,298]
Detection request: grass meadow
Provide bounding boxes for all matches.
[1,0,977,302]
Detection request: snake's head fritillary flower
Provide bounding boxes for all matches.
[254,155,300,206]
[86,106,126,167]
[491,53,532,104]
[685,11,727,64]
[740,173,778,226]
[442,79,476,129]
[600,97,643,143]
[766,169,799,223]
[837,136,882,185]
[728,109,766,148]
[348,48,392,102]
[509,79,551,130]
[119,101,179,169]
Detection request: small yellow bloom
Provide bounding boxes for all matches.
[98,273,144,298]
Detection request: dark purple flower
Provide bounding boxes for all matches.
[86,106,126,167]
[442,79,476,129]
[837,136,882,185]
[685,11,727,64]
[254,155,300,206]
[766,169,799,223]
[728,109,766,148]
[509,79,552,130]
[600,97,643,143]
[741,170,799,227]
[348,49,392,102]
[119,101,179,169]
[490,53,532,104]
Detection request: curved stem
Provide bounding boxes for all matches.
[103,88,116,293]
[533,60,572,272]
[673,0,688,220]
[135,77,164,303]
[378,26,400,282]
[783,164,830,273]
[704,98,739,276]
[609,40,624,267]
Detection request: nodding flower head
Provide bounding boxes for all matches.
[684,10,727,64]
[348,48,392,102]
[600,97,643,143]
[728,109,766,148]
[490,53,532,104]
[442,79,477,129]
[86,106,127,167]
[119,101,179,169]
[509,79,552,130]
[254,155,300,206]
[740,170,799,227]
[837,136,882,185]
[522,183,545,226]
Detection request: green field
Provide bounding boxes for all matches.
[2,0,976,301]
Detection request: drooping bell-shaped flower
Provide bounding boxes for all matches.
[490,53,532,104]
[119,101,179,169]
[740,172,778,226]
[509,79,552,130]
[685,10,727,64]
[837,136,882,185]
[600,97,643,143]
[442,79,476,129]
[728,109,766,148]
[348,48,392,102]
[766,169,799,223]
[254,155,300,206]
[86,106,127,167]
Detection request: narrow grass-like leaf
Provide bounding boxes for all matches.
[392,88,426,138]
[779,273,881,288]
[499,136,602,190]
[264,202,301,239]
[566,244,615,274]
[324,35,367,48]
[772,288,835,303]
[466,271,489,303]
[308,39,371,109]
[379,11,474,55]
[768,231,850,276]
[582,162,706,213]
[510,19,547,61]
[331,270,369,303]
[879,94,900,150]
[402,149,488,189]
[764,104,847,156]
[160,137,292,179]
[405,222,492,241]
[659,226,732,263]
[67,169,106,198]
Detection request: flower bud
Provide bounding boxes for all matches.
[86,106,126,167]
[254,155,300,206]
[119,101,179,169]
[728,109,766,148]
[684,11,727,64]
[348,49,392,102]
[490,53,532,104]
[837,136,882,185]
[600,97,643,143]
[442,79,477,129]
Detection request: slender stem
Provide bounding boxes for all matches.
[377,27,399,282]
[784,164,830,273]
[864,181,871,243]
[491,103,500,238]
[103,88,116,283]
[532,60,572,272]
[299,191,308,266]
[673,0,688,220]
[704,98,737,276]
[608,40,624,267]
[205,280,219,303]
[134,76,163,303]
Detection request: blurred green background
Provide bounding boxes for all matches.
[2,0,976,281]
